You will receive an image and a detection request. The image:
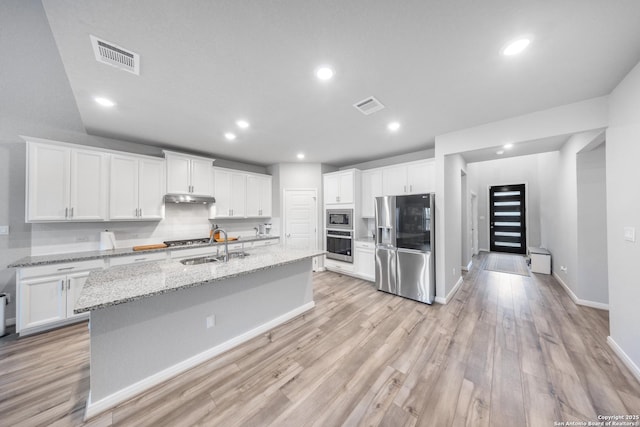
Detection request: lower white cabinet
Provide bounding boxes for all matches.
[108,251,168,267]
[354,241,375,281]
[17,260,104,335]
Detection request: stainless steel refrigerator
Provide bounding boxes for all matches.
[375,194,435,304]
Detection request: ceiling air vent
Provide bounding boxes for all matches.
[353,96,385,115]
[90,35,140,75]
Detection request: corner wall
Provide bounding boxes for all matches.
[606,60,640,378]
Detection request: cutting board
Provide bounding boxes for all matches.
[133,243,168,251]
[214,237,238,242]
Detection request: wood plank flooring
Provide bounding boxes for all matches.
[1,252,639,426]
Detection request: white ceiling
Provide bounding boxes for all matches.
[41,0,640,166]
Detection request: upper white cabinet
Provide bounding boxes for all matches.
[382,159,435,196]
[245,174,272,217]
[361,169,383,218]
[211,168,272,219]
[26,141,108,222]
[324,169,359,205]
[164,151,214,196]
[110,154,165,220]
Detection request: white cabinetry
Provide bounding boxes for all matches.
[246,174,272,217]
[108,251,167,267]
[354,241,375,281]
[110,154,165,220]
[17,259,104,335]
[164,151,214,196]
[26,141,108,222]
[324,169,358,205]
[211,168,272,219]
[361,169,383,218]
[381,159,435,196]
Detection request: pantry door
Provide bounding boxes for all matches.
[489,184,526,254]
[283,189,318,269]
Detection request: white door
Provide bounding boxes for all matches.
[109,155,139,220]
[382,165,407,196]
[284,189,317,254]
[166,154,191,194]
[70,149,107,220]
[323,175,340,204]
[67,271,91,319]
[139,158,165,219]
[230,172,246,217]
[27,143,70,221]
[407,161,432,194]
[212,169,231,218]
[245,175,261,217]
[190,158,213,196]
[337,172,354,203]
[361,170,382,218]
[20,275,66,330]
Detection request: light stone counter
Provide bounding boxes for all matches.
[8,235,280,268]
[75,246,325,313]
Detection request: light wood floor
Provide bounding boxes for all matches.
[2,252,639,426]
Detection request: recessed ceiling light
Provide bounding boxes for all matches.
[315,66,334,81]
[496,150,505,155]
[387,121,401,132]
[224,132,237,141]
[502,38,530,56]
[503,143,514,149]
[94,97,115,107]
[297,153,305,160]
[236,120,250,129]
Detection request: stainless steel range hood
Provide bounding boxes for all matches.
[164,194,216,204]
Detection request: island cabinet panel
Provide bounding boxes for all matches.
[26,141,108,222]
[86,258,315,410]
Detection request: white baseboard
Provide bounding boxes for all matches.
[479,248,489,253]
[607,336,640,385]
[435,276,463,305]
[552,272,609,311]
[461,260,473,272]
[84,301,315,421]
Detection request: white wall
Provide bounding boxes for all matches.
[544,130,603,300]
[467,152,558,252]
[576,144,608,305]
[606,60,640,377]
[341,148,435,170]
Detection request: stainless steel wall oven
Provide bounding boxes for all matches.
[326,229,353,263]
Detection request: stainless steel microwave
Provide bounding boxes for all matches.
[326,209,353,230]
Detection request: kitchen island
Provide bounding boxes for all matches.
[77,246,325,420]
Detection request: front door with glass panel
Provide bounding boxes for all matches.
[489,184,526,254]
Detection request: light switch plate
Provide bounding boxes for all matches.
[624,227,636,242]
[0,225,8,235]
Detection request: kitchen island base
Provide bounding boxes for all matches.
[84,258,314,420]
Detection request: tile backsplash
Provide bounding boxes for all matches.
[31,204,277,255]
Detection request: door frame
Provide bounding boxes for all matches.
[486,182,529,254]
[282,188,319,269]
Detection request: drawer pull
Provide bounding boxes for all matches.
[57,267,75,271]
[135,258,147,262]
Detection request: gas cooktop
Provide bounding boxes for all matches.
[163,238,210,247]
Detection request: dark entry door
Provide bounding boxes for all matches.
[489,184,526,254]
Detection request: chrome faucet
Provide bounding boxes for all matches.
[210,227,229,262]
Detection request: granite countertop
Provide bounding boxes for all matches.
[355,236,375,244]
[74,246,325,314]
[7,235,280,268]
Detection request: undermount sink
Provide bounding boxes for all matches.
[180,256,219,265]
[180,252,250,265]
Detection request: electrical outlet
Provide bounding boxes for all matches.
[624,227,636,243]
[0,225,8,235]
[206,315,216,329]
[560,266,567,272]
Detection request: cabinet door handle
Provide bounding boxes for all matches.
[65,207,68,218]
[57,266,75,271]
[404,185,407,193]
[70,207,74,218]
[67,279,71,290]
[61,280,65,291]
[409,184,412,192]
[139,208,142,217]
[135,258,146,262]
